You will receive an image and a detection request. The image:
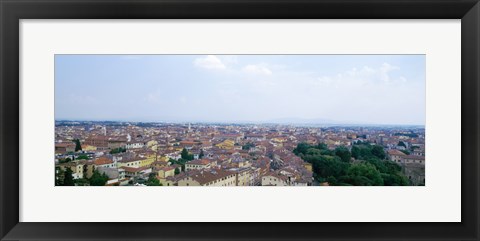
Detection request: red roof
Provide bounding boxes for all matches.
[187,159,213,165]
[94,157,113,165]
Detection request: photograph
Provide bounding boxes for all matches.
[54,54,425,186]
[2,0,477,239]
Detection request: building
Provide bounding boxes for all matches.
[97,167,127,184]
[107,138,127,149]
[57,161,85,179]
[185,159,217,171]
[231,167,255,186]
[177,169,236,186]
[84,136,109,150]
[261,173,288,186]
[402,155,425,165]
[117,158,142,168]
[93,157,115,169]
[126,142,145,149]
[122,166,152,177]
[158,166,176,179]
[245,134,266,141]
[55,143,76,154]
[387,149,406,163]
[403,164,425,186]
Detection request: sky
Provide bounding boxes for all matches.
[55,55,425,125]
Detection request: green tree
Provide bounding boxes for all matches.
[293,142,312,155]
[311,156,349,180]
[74,178,90,186]
[326,176,338,185]
[110,147,126,154]
[59,157,72,164]
[315,143,328,150]
[146,173,162,186]
[73,139,82,152]
[242,142,255,150]
[89,170,108,186]
[174,167,180,175]
[381,173,409,186]
[181,148,194,160]
[306,148,322,156]
[181,148,189,159]
[76,154,89,160]
[366,158,387,172]
[351,145,361,159]
[335,146,351,163]
[344,163,384,186]
[63,168,75,186]
[371,145,386,159]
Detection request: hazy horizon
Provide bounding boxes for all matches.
[55,55,426,125]
[54,118,425,127]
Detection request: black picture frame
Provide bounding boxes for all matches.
[1,0,479,240]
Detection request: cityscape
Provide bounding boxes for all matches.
[55,55,425,186]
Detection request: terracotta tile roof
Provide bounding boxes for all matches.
[387,149,406,156]
[55,143,75,148]
[160,166,175,172]
[94,157,113,165]
[186,159,213,165]
[185,169,235,185]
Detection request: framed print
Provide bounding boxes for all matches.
[0,0,479,240]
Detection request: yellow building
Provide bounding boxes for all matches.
[233,167,253,186]
[138,155,156,167]
[147,140,159,151]
[158,166,176,179]
[215,139,235,149]
[117,158,141,168]
[58,162,85,179]
[185,159,216,171]
[81,144,97,151]
[303,163,313,172]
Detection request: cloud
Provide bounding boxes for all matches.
[379,63,400,83]
[242,64,272,75]
[220,56,238,64]
[315,63,404,87]
[194,55,226,70]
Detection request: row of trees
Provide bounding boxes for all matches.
[58,154,90,164]
[56,168,110,186]
[293,142,409,186]
[110,147,127,154]
[169,148,195,171]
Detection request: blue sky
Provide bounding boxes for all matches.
[55,55,425,125]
